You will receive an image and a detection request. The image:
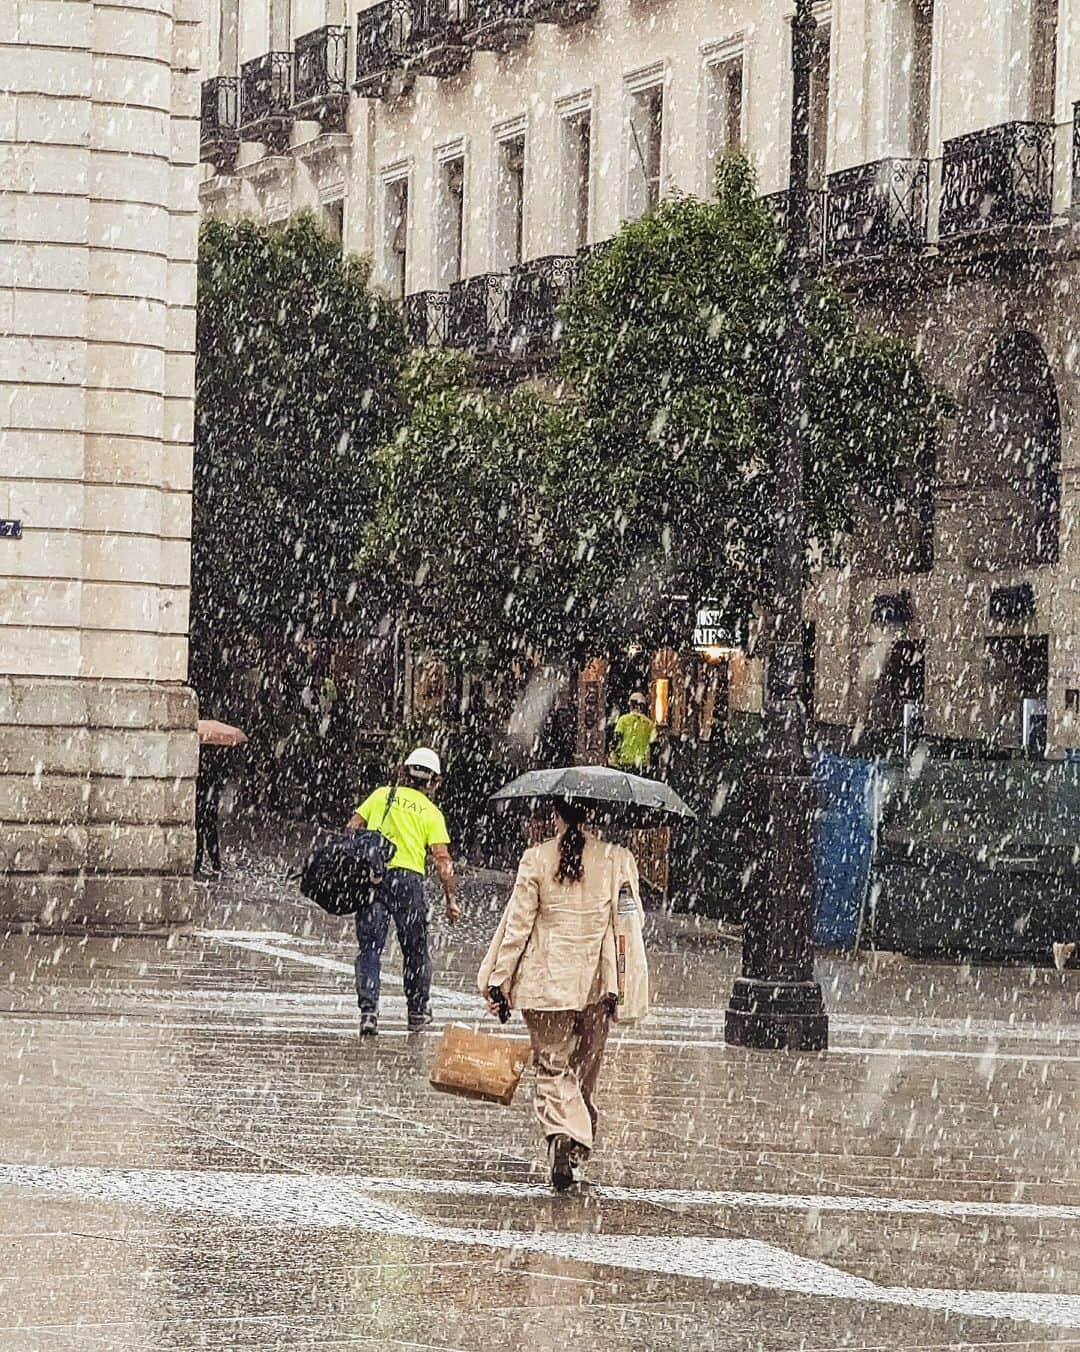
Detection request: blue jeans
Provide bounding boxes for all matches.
[354,869,431,1017]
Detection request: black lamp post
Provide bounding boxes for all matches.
[724,0,828,1052]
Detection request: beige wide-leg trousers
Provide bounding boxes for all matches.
[523,1001,611,1153]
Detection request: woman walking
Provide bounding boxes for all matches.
[478,800,648,1191]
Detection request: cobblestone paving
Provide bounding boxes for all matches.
[4,837,1080,1348]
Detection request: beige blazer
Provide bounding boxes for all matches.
[477,833,649,1021]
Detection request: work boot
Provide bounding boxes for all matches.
[548,1134,576,1192]
[359,1012,378,1037]
[407,1008,434,1033]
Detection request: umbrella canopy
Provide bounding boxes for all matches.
[490,766,695,820]
[197,719,248,748]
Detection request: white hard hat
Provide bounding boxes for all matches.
[404,746,442,777]
[629,691,648,707]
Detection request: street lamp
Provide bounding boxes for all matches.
[723,0,828,1052]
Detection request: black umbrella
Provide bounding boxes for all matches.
[489,766,696,820]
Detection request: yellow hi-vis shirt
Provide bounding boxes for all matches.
[356,785,450,876]
[611,712,655,769]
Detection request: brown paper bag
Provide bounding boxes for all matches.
[429,1023,533,1106]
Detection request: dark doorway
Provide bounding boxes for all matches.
[869,639,925,730]
[606,649,653,721]
[985,634,1049,749]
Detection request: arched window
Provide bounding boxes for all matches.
[955,331,1061,568]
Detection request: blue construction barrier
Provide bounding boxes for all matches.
[814,752,875,950]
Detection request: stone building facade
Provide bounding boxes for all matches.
[197,0,1080,757]
[1,0,202,923]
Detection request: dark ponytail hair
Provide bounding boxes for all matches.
[553,798,587,884]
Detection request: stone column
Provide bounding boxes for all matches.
[0,0,200,926]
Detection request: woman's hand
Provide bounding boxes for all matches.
[486,985,510,1022]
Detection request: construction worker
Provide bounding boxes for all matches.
[346,747,460,1035]
[609,692,656,772]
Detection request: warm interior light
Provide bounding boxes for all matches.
[701,645,735,663]
[653,678,670,726]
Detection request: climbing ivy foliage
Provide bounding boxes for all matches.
[365,159,944,671]
[191,212,408,732]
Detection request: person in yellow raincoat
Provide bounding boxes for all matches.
[609,692,655,771]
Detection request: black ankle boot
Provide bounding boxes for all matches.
[548,1134,576,1192]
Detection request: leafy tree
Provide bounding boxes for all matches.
[364,158,943,672]
[554,158,944,652]
[191,213,408,797]
[360,349,573,671]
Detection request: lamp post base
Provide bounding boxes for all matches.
[725,977,828,1051]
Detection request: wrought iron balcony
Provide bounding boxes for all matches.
[293,25,349,131]
[522,0,597,24]
[761,187,825,262]
[354,0,411,97]
[404,0,470,78]
[939,120,1052,239]
[465,0,531,52]
[430,259,579,359]
[239,51,294,152]
[825,158,929,263]
[506,255,577,352]
[447,273,511,352]
[403,290,450,346]
[200,76,239,173]
[575,237,614,277]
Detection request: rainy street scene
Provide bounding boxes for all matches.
[4,0,1080,1346]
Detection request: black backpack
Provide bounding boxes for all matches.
[300,789,397,916]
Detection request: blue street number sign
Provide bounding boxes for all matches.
[0,520,22,539]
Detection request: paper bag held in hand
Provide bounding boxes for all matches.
[430,1023,532,1106]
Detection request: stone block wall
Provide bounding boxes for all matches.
[1,0,201,925]
[0,677,197,926]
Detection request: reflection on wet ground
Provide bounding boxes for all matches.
[3,852,1080,1348]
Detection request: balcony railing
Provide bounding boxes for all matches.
[200,76,239,173]
[240,51,294,152]
[825,158,929,263]
[447,273,511,351]
[576,237,615,275]
[354,0,411,96]
[403,290,450,346]
[506,255,577,351]
[293,25,349,131]
[411,259,577,358]
[939,120,1052,239]
[465,0,531,51]
[761,187,826,262]
[522,0,597,23]
[405,0,470,77]
[354,0,592,87]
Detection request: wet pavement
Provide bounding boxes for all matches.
[4,832,1080,1348]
